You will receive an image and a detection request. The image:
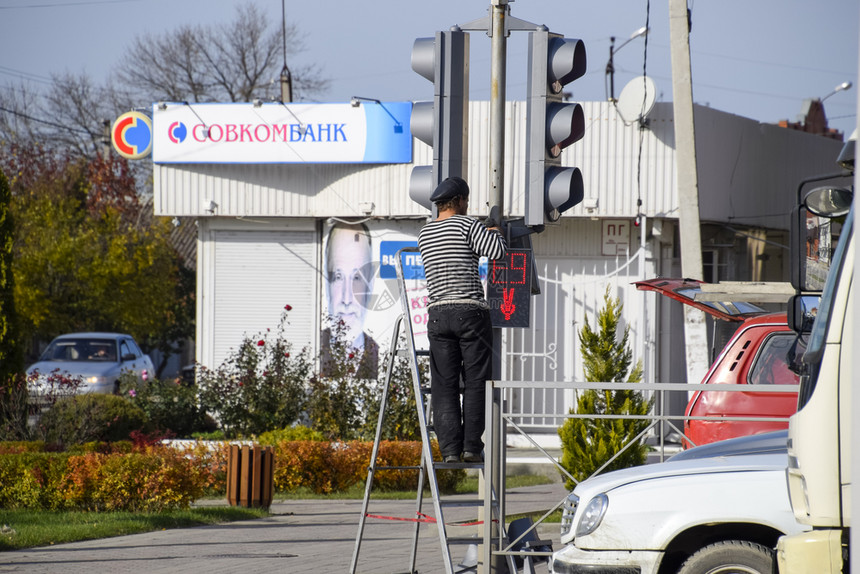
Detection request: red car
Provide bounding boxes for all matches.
[635,278,804,447]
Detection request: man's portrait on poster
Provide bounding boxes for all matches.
[321,221,379,375]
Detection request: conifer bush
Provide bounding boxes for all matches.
[558,288,653,488]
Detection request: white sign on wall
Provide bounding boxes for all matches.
[152,102,413,164]
[602,219,632,255]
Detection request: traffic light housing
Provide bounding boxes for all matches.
[409,28,469,210]
[525,29,586,229]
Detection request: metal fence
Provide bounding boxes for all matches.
[480,378,797,568]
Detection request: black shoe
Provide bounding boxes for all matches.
[462,451,483,463]
[443,454,461,463]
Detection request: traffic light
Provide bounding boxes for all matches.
[408,28,469,210]
[524,29,586,229]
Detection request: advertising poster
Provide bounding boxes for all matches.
[320,219,489,375]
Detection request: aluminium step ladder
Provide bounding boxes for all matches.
[349,248,516,574]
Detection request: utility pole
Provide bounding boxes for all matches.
[668,0,708,389]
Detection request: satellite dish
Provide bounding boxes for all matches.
[616,75,657,125]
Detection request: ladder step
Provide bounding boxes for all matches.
[440,498,485,508]
[445,536,483,545]
[374,465,423,471]
[434,461,484,470]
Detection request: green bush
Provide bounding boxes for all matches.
[62,448,207,511]
[39,394,147,447]
[197,307,312,437]
[0,440,46,454]
[0,452,73,509]
[558,289,652,488]
[0,447,208,511]
[120,374,209,438]
[257,425,325,445]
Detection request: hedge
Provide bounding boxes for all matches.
[0,440,465,510]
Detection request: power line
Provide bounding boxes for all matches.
[0,65,52,86]
[0,104,92,134]
[0,0,144,10]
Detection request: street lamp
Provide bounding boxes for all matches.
[605,26,649,101]
[821,81,853,103]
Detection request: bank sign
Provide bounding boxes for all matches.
[152,101,413,164]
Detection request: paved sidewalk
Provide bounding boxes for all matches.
[0,481,569,573]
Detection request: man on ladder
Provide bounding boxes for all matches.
[417,176,507,464]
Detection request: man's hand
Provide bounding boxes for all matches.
[484,205,501,229]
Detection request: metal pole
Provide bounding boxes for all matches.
[607,37,616,101]
[489,0,507,216]
[485,6,507,573]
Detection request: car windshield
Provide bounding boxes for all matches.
[40,338,118,362]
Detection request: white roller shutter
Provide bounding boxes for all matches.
[211,230,316,367]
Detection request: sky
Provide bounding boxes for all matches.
[0,0,858,137]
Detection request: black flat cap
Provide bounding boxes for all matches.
[430,176,470,203]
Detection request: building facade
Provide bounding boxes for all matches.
[152,100,845,439]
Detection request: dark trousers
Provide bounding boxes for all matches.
[427,304,493,458]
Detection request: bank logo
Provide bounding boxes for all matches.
[111,111,152,160]
[168,121,187,143]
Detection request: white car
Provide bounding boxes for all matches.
[26,332,155,396]
[550,431,807,574]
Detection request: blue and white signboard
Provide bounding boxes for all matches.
[152,102,413,164]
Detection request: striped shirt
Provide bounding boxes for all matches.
[418,215,507,305]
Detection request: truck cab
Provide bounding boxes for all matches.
[776,146,855,573]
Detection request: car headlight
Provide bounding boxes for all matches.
[86,376,108,384]
[560,492,579,536]
[575,493,608,537]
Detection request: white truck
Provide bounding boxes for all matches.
[776,136,855,573]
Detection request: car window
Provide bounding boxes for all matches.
[42,338,118,362]
[85,340,117,361]
[119,340,136,361]
[748,333,806,386]
[126,338,144,357]
[45,341,83,361]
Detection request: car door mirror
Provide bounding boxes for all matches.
[788,294,819,333]
[122,353,136,362]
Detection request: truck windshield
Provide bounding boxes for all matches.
[798,207,854,408]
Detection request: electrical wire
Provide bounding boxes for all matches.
[635,0,652,224]
[0,104,91,134]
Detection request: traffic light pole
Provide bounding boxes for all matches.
[488,0,507,219]
[486,6,507,573]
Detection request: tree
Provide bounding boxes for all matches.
[558,288,652,488]
[3,146,193,362]
[115,2,328,103]
[0,168,23,382]
[0,2,328,160]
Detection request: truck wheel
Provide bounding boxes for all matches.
[677,540,773,574]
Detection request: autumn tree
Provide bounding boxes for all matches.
[3,146,193,369]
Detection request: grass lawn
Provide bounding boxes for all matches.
[0,507,268,552]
